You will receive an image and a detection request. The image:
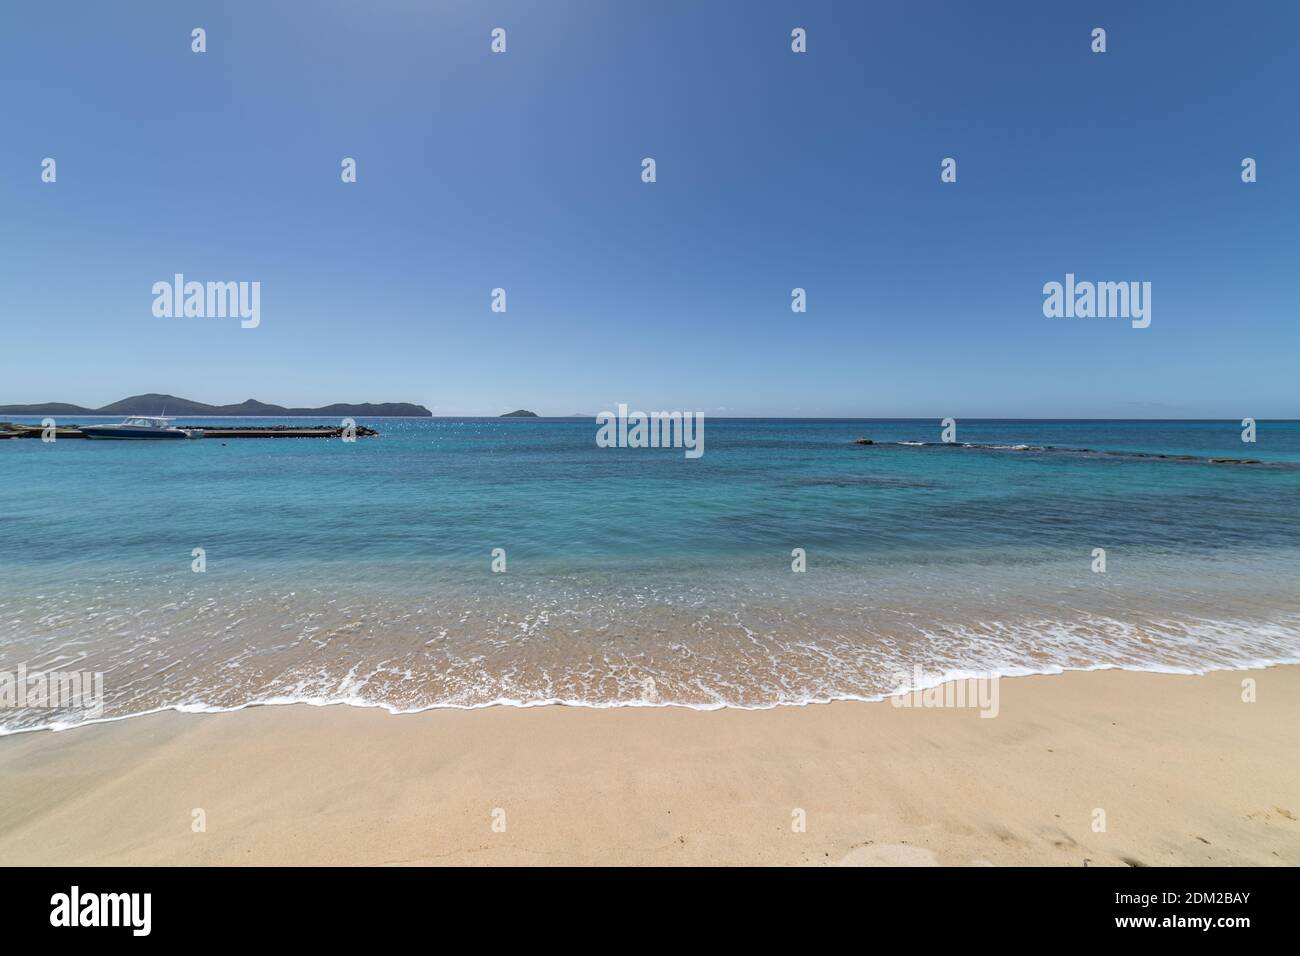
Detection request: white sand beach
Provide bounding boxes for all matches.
[1,666,1297,866]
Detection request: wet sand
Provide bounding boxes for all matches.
[0,666,1297,866]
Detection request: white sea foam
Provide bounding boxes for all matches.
[4,616,1298,736]
[6,547,1300,736]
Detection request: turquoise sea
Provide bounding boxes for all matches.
[2,417,1299,732]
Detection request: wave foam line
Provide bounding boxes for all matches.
[4,653,1299,738]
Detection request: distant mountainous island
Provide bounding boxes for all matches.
[500,409,539,417]
[0,394,432,417]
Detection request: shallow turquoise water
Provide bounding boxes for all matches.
[2,418,1298,730]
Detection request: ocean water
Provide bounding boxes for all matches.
[2,417,1299,733]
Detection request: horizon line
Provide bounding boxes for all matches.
[410,417,1291,422]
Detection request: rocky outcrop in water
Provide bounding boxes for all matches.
[866,439,1290,469]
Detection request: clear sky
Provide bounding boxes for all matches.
[2,1,1296,417]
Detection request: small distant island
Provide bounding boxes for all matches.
[0,393,433,418]
[500,409,539,418]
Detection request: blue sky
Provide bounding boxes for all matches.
[2,1,1296,417]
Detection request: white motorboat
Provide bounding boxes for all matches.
[79,416,204,440]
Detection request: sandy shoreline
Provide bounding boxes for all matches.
[1,666,1297,866]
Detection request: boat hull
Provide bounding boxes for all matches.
[80,426,200,440]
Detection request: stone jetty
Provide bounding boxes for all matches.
[0,423,377,439]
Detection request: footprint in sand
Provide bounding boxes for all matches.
[837,843,939,866]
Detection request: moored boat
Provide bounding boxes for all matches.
[79,416,204,440]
